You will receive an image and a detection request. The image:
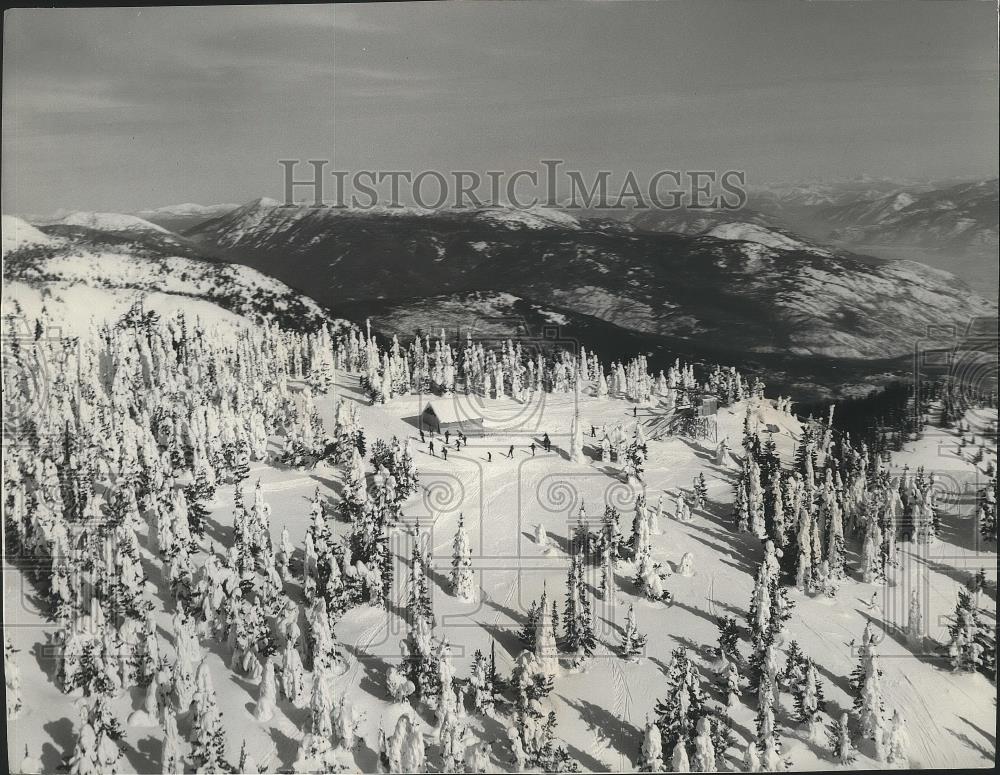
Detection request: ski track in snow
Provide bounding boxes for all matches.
[260,477,316,493]
[4,360,997,773]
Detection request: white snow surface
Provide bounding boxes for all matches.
[2,232,342,333]
[135,202,239,218]
[1,215,56,256]
[706,222,827,254]
[57,211,172,234]
[476,206,581,230]
[6,367,995,772]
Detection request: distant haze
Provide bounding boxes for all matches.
[3,1,998,215]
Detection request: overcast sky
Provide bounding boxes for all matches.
[3,1,997,214]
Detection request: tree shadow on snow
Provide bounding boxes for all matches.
[948,728,995,760]
[357,653,396,701]
[41,716,73,771]
[308,471,343,501]
[351,737,380,773]
[268,726,301,771]
[685,531,757,577]
[559,694,636,764]
[122,735,158,773]
[136,736,161,771]
[669,598,726,633]
[481,623,526,665]
[32,633,62,688]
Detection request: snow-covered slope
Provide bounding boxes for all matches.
[7,362,994,773]
[57,210,172,235]
[2,216,346,333]
[136,202,239,219]
[185,199,995,364]
[135,202,240,232]
[705,222,831,255]
[475,205,581,230]
[1,215,56,256]
[825,178,999,253]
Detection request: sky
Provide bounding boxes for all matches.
[2,1,998,214]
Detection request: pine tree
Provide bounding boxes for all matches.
[906,588,923,645]
[978,476,997,542]
[535,586,559,675]
[562,554,581,651]
[885,709,908,764]
[855,633,885,741]
[189,661,228,773]
[519,599,540,652]
[638,715,665,772]
[694,473,708,510]
[654,649,706,754]
[69,699,122,775]
[715,616,740,664]
[183,468,214,539]
[254,658,278,722]
[791,659,825,724]
[449,513,475,601]
[672,739,690,772]
[718,657,742,709]
[161,708,184,774]
[469,649,495,716]
[280,641,307,706]
[709,714,734,770]
[827,711,854,764]
[619,603,647,661]
[692,715,716,772]
[946,576,989,673]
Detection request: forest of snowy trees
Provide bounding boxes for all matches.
[2,303,997,774]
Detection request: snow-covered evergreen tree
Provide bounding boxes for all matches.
[619,603,647,661]
[638,715,665,773]
[885,709,908,764]
[654,648,706,757]
[692,715,716,772]
[450,513,475,601]
[827,711,853,764]
[189,661,228,773]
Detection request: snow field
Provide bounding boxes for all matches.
[5,371,997,773]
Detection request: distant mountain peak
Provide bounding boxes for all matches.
[58,211,170,234]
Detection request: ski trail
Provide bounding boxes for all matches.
[581,657,633,770]
[261,477,315,493]
[344,614,390,691]
[610,658,634,770]
[901,672,949,769]
[484,576,519,669]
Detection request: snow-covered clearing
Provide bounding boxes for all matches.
[7,368,996,772]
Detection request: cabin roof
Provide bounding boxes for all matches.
[421,400,483,424]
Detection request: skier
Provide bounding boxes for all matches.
[429,441,436,458]
[443,447,448,461]
[591,425,596,438]
[530,443,536,457]
[866,591,878,610]
[543,433,551,452]
[445,430,451,445]
[487,452,492,463]
[420,429,425,443]
[507,444,514,459]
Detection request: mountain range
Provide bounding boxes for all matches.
[174,197,993,398]
[5,176,995,400]
[1,215,340,332]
